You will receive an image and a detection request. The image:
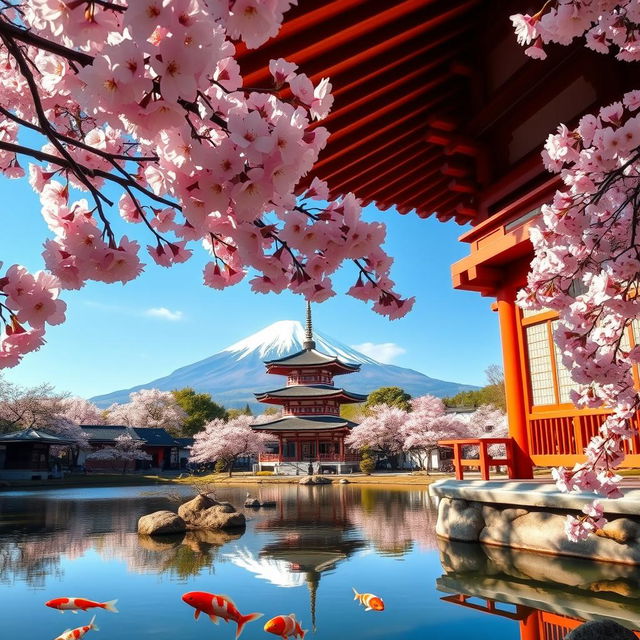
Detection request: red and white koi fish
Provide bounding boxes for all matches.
[53,615,99,640]
[46,598,118,614]
[264,613,307,639]
[182,591,262,639]
[353,588,385,612]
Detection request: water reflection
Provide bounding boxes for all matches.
[436,538,640,638]
[0,485,437,589]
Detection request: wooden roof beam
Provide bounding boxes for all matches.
[240,0,480,85]
[325,138,427,194]
[329,143,431,196]
[319,73,452,139]
[355,157,444,203]
[312,90,455,171]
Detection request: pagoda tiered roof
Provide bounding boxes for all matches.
[252,415,357,432]
[255,385,366,404]
[264,348,360,376]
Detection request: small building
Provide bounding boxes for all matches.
[0,429,72,481]
[253,305,366,475]
[78,425,180,471]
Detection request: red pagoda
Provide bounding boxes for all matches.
[252,304,366,475]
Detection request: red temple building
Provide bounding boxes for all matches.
[239,0,639,478]
[253,304,365,474]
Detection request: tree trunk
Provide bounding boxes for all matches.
[228,457,236,477]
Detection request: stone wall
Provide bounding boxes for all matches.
[436,496,640,565]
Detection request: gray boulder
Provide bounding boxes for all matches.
[178,494,217,522]
[179,495,245,530]
[244,498,260,508]
[565,620,636,639]
[137,510,186,536]
[436,498,484,542]
[339,479,350,484]
[299,475,332,485]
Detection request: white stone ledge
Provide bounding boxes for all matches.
[429,479,640,515]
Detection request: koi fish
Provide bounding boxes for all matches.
[53,615,99,640]
[264,613,307,639]
[46,598,118,614]
[353,588,384,611]
[182,591,262,639]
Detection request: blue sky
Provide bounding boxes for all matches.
[0,171,501,399]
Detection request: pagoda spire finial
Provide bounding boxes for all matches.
[303,301,315,350]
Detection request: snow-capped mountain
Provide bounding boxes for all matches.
[91,320,478,408]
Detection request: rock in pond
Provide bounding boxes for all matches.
[137,511,186,536]
[339,479,350,484]
[299,475,332,485]
[244,497,260,508]
[178,494,246,530]
[565,620,637,639]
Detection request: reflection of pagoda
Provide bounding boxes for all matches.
[252,303,366,474]
[258,508,365,629]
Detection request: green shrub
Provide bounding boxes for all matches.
[214,459,226,474]
[360,457,375,475]
[255,471,274,476]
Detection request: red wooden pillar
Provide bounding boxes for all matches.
[497,286,533,479]
[452,442,463,480]
[519,609,541,640]
[479,441,490,480]
[278,435,283,461]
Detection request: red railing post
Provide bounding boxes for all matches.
[453,442,463,480]
[479,441,490,480]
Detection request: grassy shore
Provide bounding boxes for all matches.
[0,473,175,490]
[174,471,448,486]
[0,471,452,491]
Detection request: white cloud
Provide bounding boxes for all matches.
[351,342,406,364]
[144,307,184,322]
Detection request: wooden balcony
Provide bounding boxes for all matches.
[438,438,514,480]
[528,408,640,468]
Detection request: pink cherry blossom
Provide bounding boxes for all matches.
[0,0,412,369]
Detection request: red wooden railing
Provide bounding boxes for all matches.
[259,452,360,463]
[440,594,529,621]
[528,408,640,467]
[438,437,515,480]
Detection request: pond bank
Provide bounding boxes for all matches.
[0,471,451,491]
[0,473,175,491]
[175,471,449,487]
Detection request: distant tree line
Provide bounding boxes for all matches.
[0,375,279,439]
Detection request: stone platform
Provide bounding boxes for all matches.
[429,479,640,565]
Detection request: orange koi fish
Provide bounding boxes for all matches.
[53,615,99,640]
[46,598,118,614]
[352,588,384,611]
[264,613,307,639]
[182,591,262,639]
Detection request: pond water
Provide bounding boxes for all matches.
[0,484,638,640]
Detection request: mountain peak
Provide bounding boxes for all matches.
[91,320,479,408]
[222,320,307,360]
[221,320,379,365]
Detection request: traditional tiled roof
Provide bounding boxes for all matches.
[79,425,142,442]
[0,428,74,444]
[265,348,360,372]
[132,427,180,447]
[174,437,194,448]
[251,415,356,432]
[255,385,366,402]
